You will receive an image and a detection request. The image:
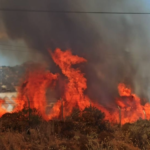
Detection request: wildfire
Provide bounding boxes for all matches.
[14,67,58,120]
[48,49,91,119]
[0,48,150,124]
[116,83,150,124]
[0,98,7,117]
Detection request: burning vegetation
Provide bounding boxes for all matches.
[0,48,149,124]
[0,48,150,149]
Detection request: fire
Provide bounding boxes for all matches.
[116,83,150,124]
[48,49,90,119]
[0,98,7,117]
[13,67,58,120]
[118,83,131,97]
[0,48,150,125]
[48,49,110,120]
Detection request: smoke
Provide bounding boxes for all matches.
[0,0,150,105]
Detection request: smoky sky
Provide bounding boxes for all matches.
[0,0,149,106]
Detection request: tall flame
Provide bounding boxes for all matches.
[0,48,150,125]
[14,68,58,120]
[48,49,91,119]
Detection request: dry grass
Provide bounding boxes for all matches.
[0,107,149,150]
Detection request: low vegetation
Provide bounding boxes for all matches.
[0,106,149,150]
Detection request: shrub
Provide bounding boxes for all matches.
[81,107,105,126]
[0,108,42,132]
[123,119,150,149]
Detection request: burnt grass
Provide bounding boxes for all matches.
[0,107,149,150]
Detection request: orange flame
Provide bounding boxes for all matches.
[48,49,91,119]
[0,48,150,125]
[14,68,58,120]
[0,98,6,117]
[116,83,150,124]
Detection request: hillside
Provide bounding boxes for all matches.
[0,65,25,92]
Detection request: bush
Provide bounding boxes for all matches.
[80,107,111,134]
[0,108,42,132]
[81,107,105,125]
[29,108,42,126]
[122,120,150,149]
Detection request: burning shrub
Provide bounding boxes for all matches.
[58,106,112,137]
[81,107,105,124]
[78,106,112,134]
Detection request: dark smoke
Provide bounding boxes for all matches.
[0,0,146,106]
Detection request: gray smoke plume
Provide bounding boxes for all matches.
[0,0,150,106]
